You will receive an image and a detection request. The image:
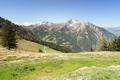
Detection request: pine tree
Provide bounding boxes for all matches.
[109,36,120,51]
[1,22,17,50]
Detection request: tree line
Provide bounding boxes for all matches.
[96,36,120,51]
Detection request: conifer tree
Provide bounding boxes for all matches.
[109,36,120,51]
[1,22,17,50]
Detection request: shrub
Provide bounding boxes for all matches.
[38,49,43,52]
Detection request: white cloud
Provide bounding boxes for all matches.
[22,22,33,26]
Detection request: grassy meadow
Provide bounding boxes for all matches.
[0,39,120,80]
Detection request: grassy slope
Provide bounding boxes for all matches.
[0,51,120,80]
[0,39,120,80]
[17,39,61,53]
[0,37,61,53]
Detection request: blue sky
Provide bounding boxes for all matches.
[0,0,120,27]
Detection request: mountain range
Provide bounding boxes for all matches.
[0,17,116,52]
[26,19,115,52]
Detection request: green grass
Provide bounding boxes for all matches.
[0,38,120,80]
[0,52,120,80]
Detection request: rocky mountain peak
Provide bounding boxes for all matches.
[30,20,115,52]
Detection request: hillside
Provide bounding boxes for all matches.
[0,47,120,80]
[17,39,61,53]
[0,37,120,80]
[0,17,71,53]
[0,17,38,42]
[0,38,61,54]
[27,19,115,52]
[0,38,120,80]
